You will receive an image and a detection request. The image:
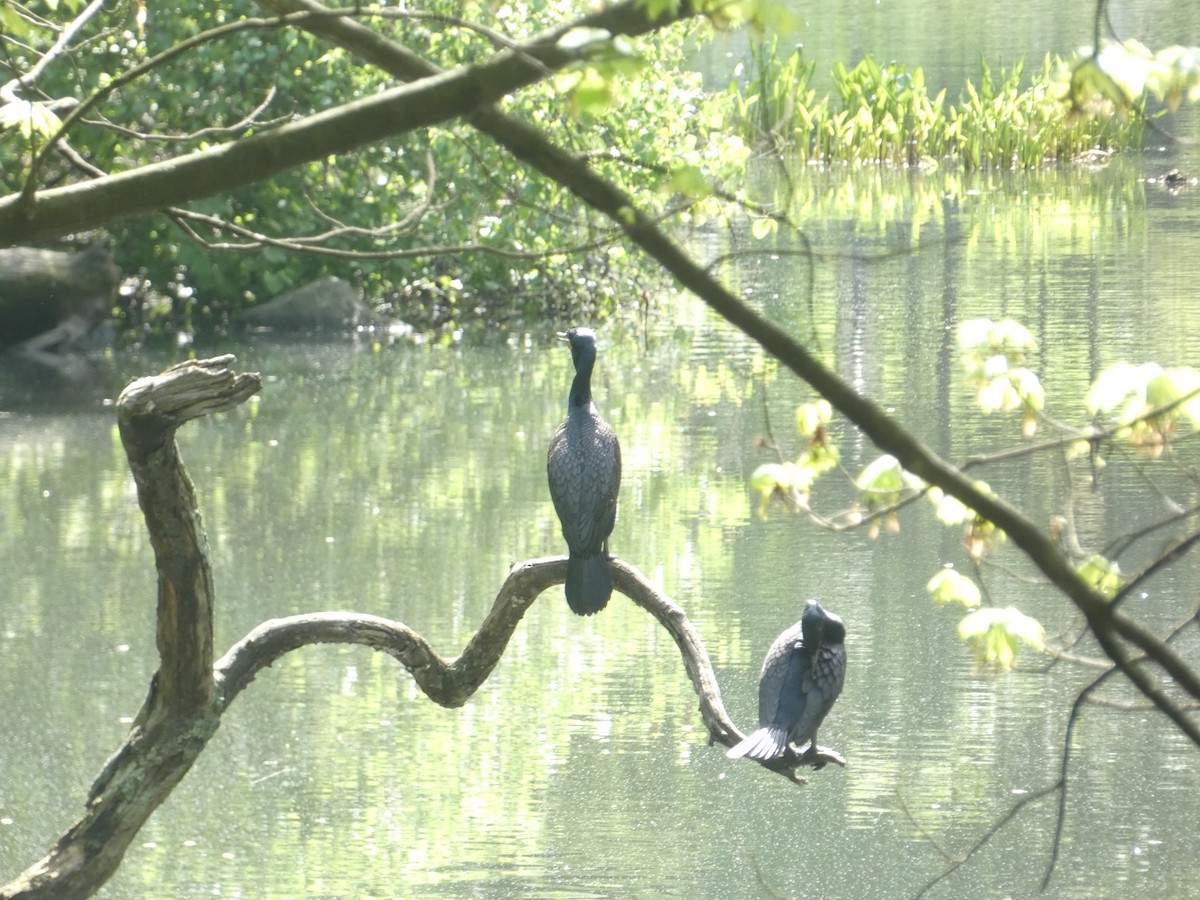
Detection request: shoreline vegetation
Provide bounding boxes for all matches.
[726,42,1159,169]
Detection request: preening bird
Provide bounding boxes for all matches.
[547,327,622,615]
[726,600,846,762]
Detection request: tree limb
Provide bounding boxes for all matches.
[3,351,829,898]
[251,0,1200,738]
[0,0,696,246]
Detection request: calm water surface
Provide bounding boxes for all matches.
[5,6,1200,896]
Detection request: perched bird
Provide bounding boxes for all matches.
[547,327,622,615]
[726,600,846,762]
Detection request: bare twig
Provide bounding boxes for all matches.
[914,782,1061,899]
[0,0,105,104]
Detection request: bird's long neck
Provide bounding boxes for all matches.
[568,357,596,411]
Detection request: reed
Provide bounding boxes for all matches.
[727,41,1147,170]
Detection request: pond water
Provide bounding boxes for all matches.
[4,5,1200,899]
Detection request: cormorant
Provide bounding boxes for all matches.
[726,600,846,762]
[547,327,622,615]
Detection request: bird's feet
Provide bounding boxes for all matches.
[783,742,846,770]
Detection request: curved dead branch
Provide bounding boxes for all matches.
[238,0,1200,742]
[2,355,833,899]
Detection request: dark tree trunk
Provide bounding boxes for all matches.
[0,243,118,352]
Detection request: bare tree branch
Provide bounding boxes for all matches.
[0,0,105,104]
[2,349,832,898]
[913,782,1061,899]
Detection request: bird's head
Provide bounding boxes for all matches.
[802,599,846,645]
[557,327,598,373]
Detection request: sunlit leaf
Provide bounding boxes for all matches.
[1010,368,1044,411]
[1077,555,1121,600]
[0,100,62,140]
[1146,367,1200,423]
[989,318,1036,352]
[750,216,777,240]
[749,461,812,519]
[750,463,788,496]
[1085,362,1161,414]
[958,606,1045,670]
[557,27,613,54]
[0,4,30,39]
[928,486,972,525]
[927,568,982,608]
[795,399,832,437]
[571,67,612,115]
[855,454,905,506]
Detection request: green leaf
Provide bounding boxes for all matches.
[750,217,778,240]
[1146,367,1200,421]
[1085,362,1160,414]
[750,462,790,497]
[795,399,832,437]
[958,607,1045,670]
[667,165,712,200]
[571,67,612,116]
[927,569,982,608]
[0,100,63,140]
[749,461,812,520]
[855,454,905,506]
[1077,555,1121,600]
[0,5,31,39]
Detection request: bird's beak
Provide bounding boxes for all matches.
[556,331,570,343]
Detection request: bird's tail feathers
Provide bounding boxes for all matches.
[726,726,788,761]
[565,553,612,616]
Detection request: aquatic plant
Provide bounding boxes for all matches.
[727,40,1151,170]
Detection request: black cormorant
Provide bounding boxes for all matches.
[547,327,622,615]
[726,600,846,762]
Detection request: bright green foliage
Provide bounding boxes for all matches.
[855,454,906,508]
[795,398,832,438]
[749,461,813,520]
[749,400,839,519]
[728,44,1158,169]
[958,317,1043,436]
[958,606,1045,671]
[0,100,62,141]
[830,57,947,166]
[950,57,1141,170]
[0,1,743,336]
[927,568,982,609]
[1086,362,1200,456]
[1073,40,1200,115]
[794,399,840,475]
[926,481,1005,562]
[855,453,920,536]
[1077,555,1121,600]
[554,29,643,116]
[928,486,972,526]
[0,3,31,39]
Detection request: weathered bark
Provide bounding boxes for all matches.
[2,355,830,900]
[0,243,118,351]
[1,357,258,900]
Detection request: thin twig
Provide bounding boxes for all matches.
[913,782,1061,899]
